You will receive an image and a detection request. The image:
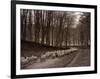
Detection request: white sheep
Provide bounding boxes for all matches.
[21,57,28,63]
[31,55,37,59]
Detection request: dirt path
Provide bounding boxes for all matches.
[23,48,90,69]
[24,48,78,69]
[67,49,90,67]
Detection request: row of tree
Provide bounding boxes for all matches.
[20,9,90,47]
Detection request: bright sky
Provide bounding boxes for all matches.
[71,12,83,28]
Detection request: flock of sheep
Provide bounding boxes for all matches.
[21,48,78,68]
[41,48,77,59]
[21,55,37,63]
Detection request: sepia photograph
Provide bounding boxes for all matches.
[20,9,91,69]
[12,1,97,78]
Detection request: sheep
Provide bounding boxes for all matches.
[27,55,38,63]
[31,55,37,59]
[21,57,28,63]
